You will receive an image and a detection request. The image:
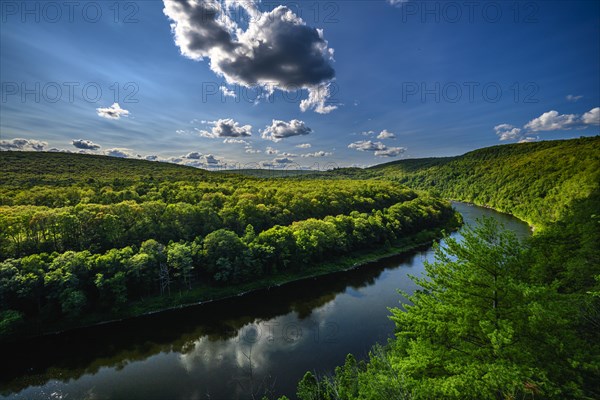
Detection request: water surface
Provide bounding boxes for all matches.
[0,202,531,400]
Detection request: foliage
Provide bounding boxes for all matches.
[0,150,459,339]
[285,137,600,400]
[317,136,600,229]
[291,206,599,399]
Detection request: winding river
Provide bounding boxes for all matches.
[0,202,531,400]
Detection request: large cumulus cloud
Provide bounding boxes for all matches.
[163,0,336,113]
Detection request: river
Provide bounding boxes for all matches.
[0,202,531,400]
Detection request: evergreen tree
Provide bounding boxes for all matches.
[388,218,577,399]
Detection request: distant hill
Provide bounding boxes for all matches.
[220,169,317,178]
[2,136,598,227]
[0,151,226,189]
[366,136,600,227]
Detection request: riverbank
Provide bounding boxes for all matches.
[449,200,536,231]
[2,220,460,344]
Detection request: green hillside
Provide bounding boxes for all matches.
[280,137,600,400]
[368,136,600,227]
[0,151,220,189]
[309,137,598,228]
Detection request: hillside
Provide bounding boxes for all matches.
[0,151,219,189]
[370,137,600,227]
[323,137,599,228]
[282,137,600,400]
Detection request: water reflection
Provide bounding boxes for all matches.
[0,203,531,400]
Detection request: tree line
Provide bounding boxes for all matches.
[0,196,458,337]
[0,180,417,260]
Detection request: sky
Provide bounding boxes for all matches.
[1,0,599,170]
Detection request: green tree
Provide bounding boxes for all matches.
[0,310,24,337]
[297,371,322,400]
[203,229,249,282]
[166,242,194,290]
[388,218,574,399]
[94,271,127,312]
[59,288,87,318]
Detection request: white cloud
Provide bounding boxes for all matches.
[296,143,312,148]
[245,147,261,154]
[494,124,522,141]
[299,83,338,114]
[374,147,406,157]
[376,129,395,139]
[273,157,294,164]
[204,154,219,164]
[261,119,312,142]
[104,148,136,158]
[220,86,236,98]
[163,0,337,113]
[223,138,249,144]
[387,0,409,6]
[96,103,130,120]
[582,107,600,125]
[301,151,332,157]
[518,136,538,143]
[0,138,48,151]
[184,152,202,159]
[566,94,583,102]
[348,140,405,157]
[71,139,101,150]
[495,106,599,142]
[265,146,279,155]
[347,140,387,152]
[198,118,252,138]
[524,110,579,132]
[177,153,227,168]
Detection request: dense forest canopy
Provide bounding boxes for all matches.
[311,136,600,228]
[0,150,459,340]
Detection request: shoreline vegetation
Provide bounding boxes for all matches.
[16,224,456,342]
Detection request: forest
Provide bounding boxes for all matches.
[1,137,598,399]
[273,136,600,400]
[0,151,459,340]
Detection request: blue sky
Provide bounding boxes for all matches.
[1,0,598,169]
